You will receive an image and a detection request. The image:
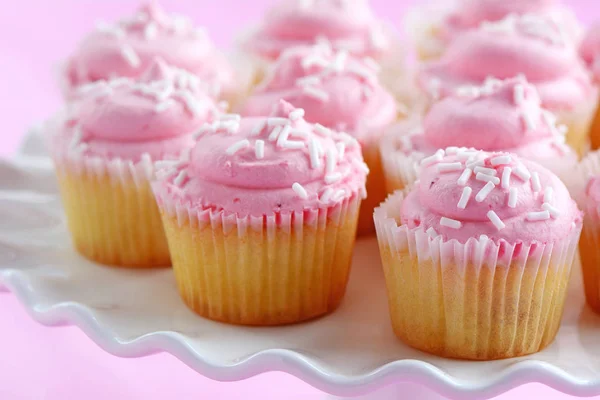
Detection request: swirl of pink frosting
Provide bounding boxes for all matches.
[419,14,594,110]
[64,2,234,99]
[242,0,394,61]
[241,45,397,142]
[401,149,581,244]
[54,59,219,162]
[439,0,582,44]
[580,23,600,83]
[154,100,368,217]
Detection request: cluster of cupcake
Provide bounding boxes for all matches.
[42,0,600,361]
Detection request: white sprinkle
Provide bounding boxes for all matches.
[513,164,531,182]
[491,155,512,166]
[527,211,551,221]
[144,22,158,40]
[476,172,501,185]
[173,170,187,186]
[69,125,84,150]
[336,142,346,161]
[476,181,496,202]
[521,110,537,131]
[314,123,331,137]
[474,166,497,176]
[513,84,525,106]
[281,139,305,149]
[221,114,241,122]
[457,168,473,186]
[325,173,342,184]
[120,45,140,68]
[457,187,472,209]
[292,182,309,199]
[543,187,554,204]
[308,139,321,169]
[250,120,266,137]
[276,124,292,147]
[530,172,541,192]
[325,148,337,174]
[268,126,283,142]
[226,139,250,155]
[445,147,461,155]
[440,217,462,229]
[542,203,561,218]
[457,150,479,160]
[255,140,265,159]
[154,160,184,170]
[320,188,334,203]
[332,189,346,202]
[296,75,322,87]
[542,109,558,128]
[354,159,370,174]
[420,150,444,167]
[508,188,518,208]
[437,162,463,173]
[155,99,176,113]
[333,50,349,71]
[179,91,201,117]
[426,227,438,237]
[487,211,505,231]
[347,63,376,83]
[268,117,289,127]
[301,54,329,69]
[501,167,512,190]
[302,86,329,102]
[289,108,305,121]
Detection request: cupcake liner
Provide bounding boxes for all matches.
[53,151,171,267]
[403,1,451,61]
[554,99,598,158]
[379,120,424,193]
[575,149,600,313]
[154,185,362,326]
[374,190,582,360]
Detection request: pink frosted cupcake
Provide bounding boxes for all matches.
[406,0,582,61]
[152,100,368,325]
[50,60,219,267]
[237,0,406,98]
[375,149,582,359]
[417,13,597,157]
[62,2,250,107]
[241,45,398,235]
[382,77,577,192]
[580,23,600,151]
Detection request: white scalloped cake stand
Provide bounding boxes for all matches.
[2,129,600,400]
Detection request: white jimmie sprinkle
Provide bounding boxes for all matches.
[527,211,551,221]
[440,217,462,229]
[491,155,512,166]
[255,140,265,159]
[543,187,554,204]
[508,188,518,208]
[226,139,250,155]
[173,170,187,186]
[437,162,463,173]
[487,210,506,230]
[457,187,472,209]
[474,166,497,176]
[476,181,495,202]
[292,182,308,199]
[542,203,560,218]
[531,171,541,192]
[421,150,444,167]
[513,164,531,181]
[120,45,141,68]
[501,167,512,189]
[476,173,500,185]
[457,168,473,186]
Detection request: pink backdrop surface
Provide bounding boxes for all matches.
[1,1,600,399]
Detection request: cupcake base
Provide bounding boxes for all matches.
[554,102,597,158]
[357,140,387,236]
[158,194,361,326]
[55,165,170,268]
[579,220,600,314]
[374,191,581,360]
[588,100,600,152]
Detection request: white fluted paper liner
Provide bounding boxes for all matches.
[554,99,598,158]
[374,190,582,359]
[154,185,361,325]
[403,0,453,61]
[574,150,600,205]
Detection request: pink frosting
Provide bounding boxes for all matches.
[154,100,368,217]
[242,0,395,61]
[439,0,582,45]
[241,45,397,142]
[404,77,574,162]
[401,149,582,244]
[580,23,600,83]
[419,14,595,110]
[585,176,600,204]
[64,2,235,99]
[53,59,219,163]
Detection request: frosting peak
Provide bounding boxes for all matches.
[420,13,593,110]
[423,77,565,150]
[155,101,369,216]
[580,23,600,82]
[401,149,581,244]
[242,45,397,141]
[242,0,393,60]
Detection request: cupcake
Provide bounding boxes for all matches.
[406,0,582,61]
[580,23,600,151]
[237,0,406,100]
[417,13,597,157]
[381,77,577,193]
[576,151,600,314]
[241,45,398,235]
[50,60,219,267]
[374,149,582,360]
[152,100,368,325]
[62,2,250,107]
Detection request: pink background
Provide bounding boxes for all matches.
[1,1,600,399]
